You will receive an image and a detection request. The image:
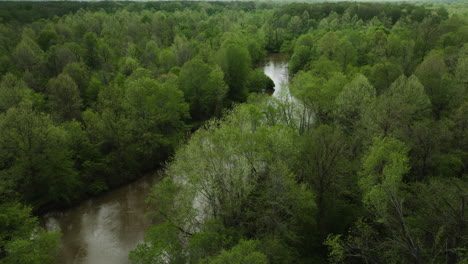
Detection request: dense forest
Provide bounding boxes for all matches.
[0,1,467,264]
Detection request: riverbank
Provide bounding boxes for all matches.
[41,53,290,264]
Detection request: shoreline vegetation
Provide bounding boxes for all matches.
[0,1,466,263]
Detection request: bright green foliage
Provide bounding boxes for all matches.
[120,57,140,76]
[202,240,268,264]
[323,234,345,264]
[188,219,240,262]
[0,203,60,264]
[358,137,409,215]
[0,203,37,251]
[289,34,314,75]
[139,104,317,262]
[84,75,102,107]
[1,229,60,264]
[317,32,340,59]
[334,139,468,263]
[173,35,194,66]
[124,77,189,153]
[335,74,376,133]
[290,62,347,123]
[129,222,184,264]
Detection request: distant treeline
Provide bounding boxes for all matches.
[0,1,446,24]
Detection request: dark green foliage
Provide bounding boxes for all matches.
[247,70,275,93]
[0,103,80,207]
[0,203,60,264]
[218,39,252,102]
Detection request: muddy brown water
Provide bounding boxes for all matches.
[43,175,159,264]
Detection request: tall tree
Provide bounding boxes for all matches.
[0,73,32,112]
[46,73,82,121]
[0,103,80,206]
[218,39,252,102]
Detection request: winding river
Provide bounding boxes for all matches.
[43,54,289,264]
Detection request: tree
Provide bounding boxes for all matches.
[247,69,274,93]
[119,57,140,77]
[0,73,32,112]
[45,44,80,77]
[12,36,44,72]
[158,48,177,74]
[84,32,100,70]
[362,60,403,93]
[63,62,89,99]
[415,52,458,119]
[0,103,80,206]
[317,32,339,60]
[46,73,82,121]
[36,29,59,51]
[173,35,194,67]
[0,202,61,264]
[336,38,357,74]
[290,61,347,124]
[294,125,348,241]
[178,57,212,120]
[218,39,252,102]
[140,40,159,70]
[124,76,189,159]
[362,75,430,138]
[330,137,423,264]
[84,76,189,183]
[202,240,268,264]
[334,74,376,134]
[411,178,468,263]
[129,222,184,264]
[289,34,314,75]
[455,44,468,89]
[140,104,315,262]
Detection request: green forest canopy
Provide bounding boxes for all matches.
[0,1,467,263]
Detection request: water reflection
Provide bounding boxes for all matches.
[261,53,290,98]
[43,175,158,264]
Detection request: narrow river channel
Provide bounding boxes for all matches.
[261,53,290,98]
[43,54,289,264]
